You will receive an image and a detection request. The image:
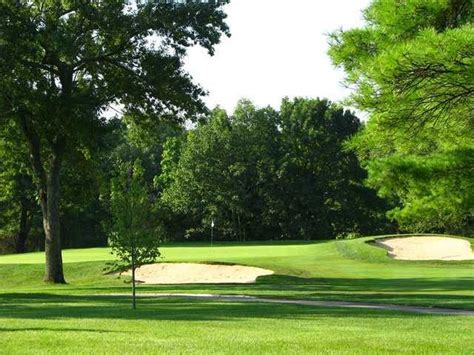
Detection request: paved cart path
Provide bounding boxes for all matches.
[108,293,474,316]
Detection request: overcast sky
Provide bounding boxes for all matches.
[184,0,371,114]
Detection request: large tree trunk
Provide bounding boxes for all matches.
[19,114,66,283]
[42,151,66,284]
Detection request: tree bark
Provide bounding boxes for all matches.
[18,114,66,283]
[42,150,65,283]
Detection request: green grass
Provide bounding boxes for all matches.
[1,237,472,309]
[1,296,472,354]
[0,236,473,354]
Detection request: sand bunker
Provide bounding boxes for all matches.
[122,263,274,284]
[375,236,474,261]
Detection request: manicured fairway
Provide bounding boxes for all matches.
[0,236,473,353]
[0,296,473,354]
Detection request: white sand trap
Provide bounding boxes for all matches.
[122,263,274,284]
[376,236,474,261]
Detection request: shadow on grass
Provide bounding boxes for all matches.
[14,274,467,310]
[69,274,474,293]
[85,275,474,306]
[1,274,473,320]
[1,275,472,312]
[0,292,445,322]
[257,275,474,292]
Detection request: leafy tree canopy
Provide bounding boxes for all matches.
[329,0,473,134]
[160,98,391,241]
[0,0,229,282]
[329,0,473,234]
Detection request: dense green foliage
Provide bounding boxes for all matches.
[0,237,472,353]
[0,1,229,280]
[161,99,392,241]
[0,120,112,253]
[1,97,392,249]
[365,149,474,233]
[328,0,473,235]
[0,122,39,253]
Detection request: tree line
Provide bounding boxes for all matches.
[0,97,394,252]
[159,99,392,241]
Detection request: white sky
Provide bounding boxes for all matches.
[184,0,371,114]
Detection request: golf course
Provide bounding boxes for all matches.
[1,235,473,354]
[1,0,473,354]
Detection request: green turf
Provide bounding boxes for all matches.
[0,236,473,353]
[0,295,472,354]
[1,236,472,309]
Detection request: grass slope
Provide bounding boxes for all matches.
[0,236,473,354]
[1,237,472,309]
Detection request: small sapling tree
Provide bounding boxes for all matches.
[110,159,160,309]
